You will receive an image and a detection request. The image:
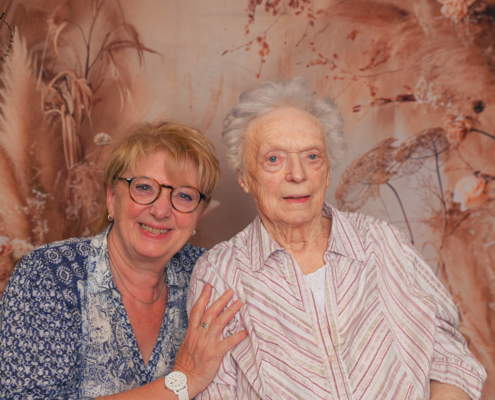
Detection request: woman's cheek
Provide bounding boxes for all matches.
[262,162,282,173]
[268,176,279,188]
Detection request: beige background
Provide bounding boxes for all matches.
[0,0,493,396]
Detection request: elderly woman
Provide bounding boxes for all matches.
[0,121,247,399]
[187,78,487,399]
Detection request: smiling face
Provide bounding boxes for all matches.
[238,107,331,228]
[107,149,204,267]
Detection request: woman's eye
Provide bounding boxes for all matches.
[136,184,151,192]
[309,154,318,160]
[268,156,278,163]
[179,193,193,201]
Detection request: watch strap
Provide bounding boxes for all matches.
[176,386,189,400]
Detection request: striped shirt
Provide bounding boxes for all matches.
[187,203,486,399]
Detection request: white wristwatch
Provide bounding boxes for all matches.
[165,371,189,400]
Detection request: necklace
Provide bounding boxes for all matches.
[109,257,167,305]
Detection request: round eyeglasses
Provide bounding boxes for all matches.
[117,176,206,213]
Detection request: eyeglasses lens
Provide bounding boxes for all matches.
[130,177,200,212]
[130,177,159,204]
[171,187,201,212]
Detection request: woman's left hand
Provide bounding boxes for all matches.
[172,284,248,398]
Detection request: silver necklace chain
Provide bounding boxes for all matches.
[109,257,167,305]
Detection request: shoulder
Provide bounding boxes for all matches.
[190,223,255,289]
[11,236,93,280]
[336,207,407,248]
[3,236,95,312]
[200,222,253,263]
[171,243,207,272]
[166,244,208,288]
[175,243,207,264]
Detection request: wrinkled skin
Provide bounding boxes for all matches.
[238,107,472,398]
[238,107,332,274]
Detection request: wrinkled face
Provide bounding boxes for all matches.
[238,107,331,227]
[107,150,204,266]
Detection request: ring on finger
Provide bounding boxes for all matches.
[201,322,210,329]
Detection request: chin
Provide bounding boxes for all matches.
[136,243,170,261]
[279,212,315,226]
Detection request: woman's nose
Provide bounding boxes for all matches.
[149,190,173,219]
[286,155,307,183]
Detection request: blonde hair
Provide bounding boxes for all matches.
[96,121,221,232]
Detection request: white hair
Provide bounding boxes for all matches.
[221,77,347,172]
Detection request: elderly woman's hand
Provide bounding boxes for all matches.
[172,284,247,398]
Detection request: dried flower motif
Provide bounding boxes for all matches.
[453,175,488,211]
[336,138,399,212]
[395,128,450,169]
[437,0,476,23]
[443,114,471,146]
[414,77,448,110]
[65,162,105,224]
[94,132,112,147]
[11,238,34,260]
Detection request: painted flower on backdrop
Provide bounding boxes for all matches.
[10,238,34,260]
[93,132,112,147]
[437,0,476,22]
[443,114,471,146]
[453,175,488,211]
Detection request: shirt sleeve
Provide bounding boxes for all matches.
[187,251,241,400]
[0,251,84,399]
[397,230,487,399]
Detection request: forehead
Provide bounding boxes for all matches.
[245,107,325,152]
[128,149,199,185]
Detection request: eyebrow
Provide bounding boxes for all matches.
[260,145,326,154]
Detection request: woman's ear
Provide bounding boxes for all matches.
[325,167,331,188]
[106,185,116,219]
[237,170,250,193]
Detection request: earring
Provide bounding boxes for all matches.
[108,215,114,222]
[192,230,196,236]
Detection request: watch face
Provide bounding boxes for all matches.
[165,371,187,390]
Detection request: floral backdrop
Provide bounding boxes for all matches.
[0,0,493,396]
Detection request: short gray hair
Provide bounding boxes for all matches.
[221,77,347,172]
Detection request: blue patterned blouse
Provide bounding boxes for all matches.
[0,226,205,399]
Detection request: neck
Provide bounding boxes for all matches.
[260,213,331,255]
[107,229,167,301]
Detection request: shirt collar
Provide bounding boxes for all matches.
[325,203,367,263]
[248,215,284,272]
[87,225,116,293]
[247,202,367,272]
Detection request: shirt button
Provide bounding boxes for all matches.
[328,355,335,363]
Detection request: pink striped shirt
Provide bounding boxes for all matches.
[187,203,486,399]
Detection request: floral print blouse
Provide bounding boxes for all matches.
[0,226,205,399]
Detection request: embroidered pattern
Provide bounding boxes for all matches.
[0,227,205,398]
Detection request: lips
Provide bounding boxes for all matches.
[140,223,170,234]
[283,195,310,200]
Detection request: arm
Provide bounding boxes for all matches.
[0,254,82,399]
[430,380,470,400]
[185,254,243,399]
[97,284,247,400]
[397,231,486,399]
